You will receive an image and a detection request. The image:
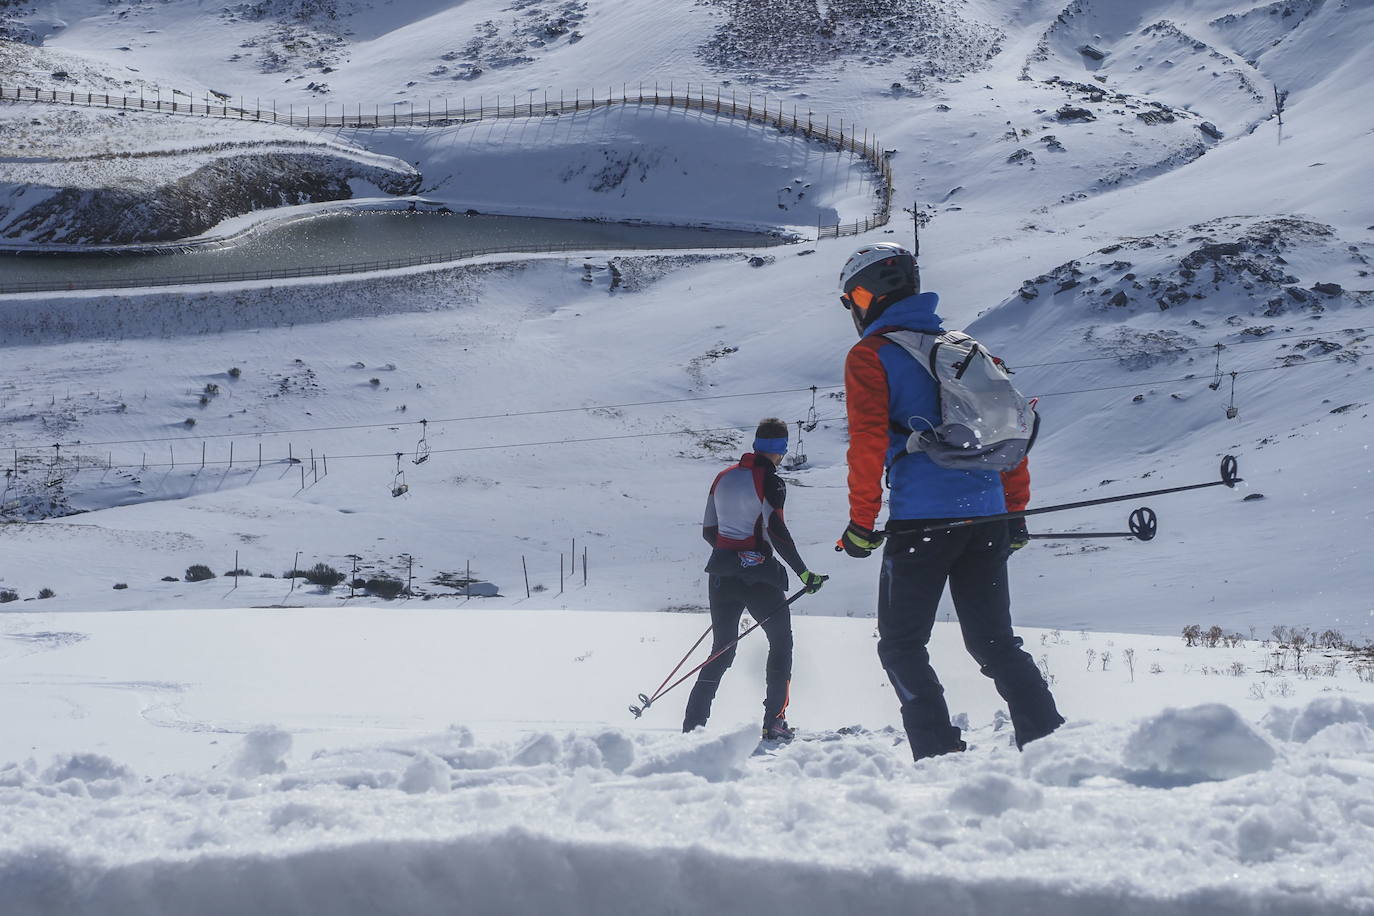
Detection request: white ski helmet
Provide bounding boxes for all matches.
[837,243,919,333]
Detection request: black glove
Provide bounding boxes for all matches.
[836,522,885,558]
[1008,517,1030,552]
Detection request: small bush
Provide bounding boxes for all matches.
[365,576,405,599]
[259,572,276,578]
[369,378,381,387]
[198,395,209,406]
[185,564,215,582]
[224,568,253,577]
[37,588,55,599]
[204,383,220,395]
[0,589,18,603]
[161,576,179,582]
[183,417,196,427]
[302,563,345,588]
[113,583,128,590]
[228,367,242,378]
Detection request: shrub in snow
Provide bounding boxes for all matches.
[224,568,252,578]
[37,588,55,599]
[365,576,405,598]
[160,576,179,582]
[113,583,128,590]
[301,563,345,588]
[185,564,215,582]
[228,367,242,378]
[399,751,451,794]
[948,773,1043,816]
[1123,704,1275,784]
[0,589,17,603]
[231,726,292,777]
[183,418,196,427]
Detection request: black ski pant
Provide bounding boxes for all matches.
[682,575,793,731]
[877,519,1063,760]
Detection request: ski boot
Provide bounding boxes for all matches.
[761,719,796,742]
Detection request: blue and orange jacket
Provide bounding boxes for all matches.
[844,292,1031,526]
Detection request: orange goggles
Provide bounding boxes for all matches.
[842,285,875,311]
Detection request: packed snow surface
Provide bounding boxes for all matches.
[4,0,1374,911]
[4,607,1374,916]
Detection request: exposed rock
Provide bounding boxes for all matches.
[1078,44,1107,61]
[1055,105,1096,122]
[1313,282,1343,296]
[1136,109,1176,125]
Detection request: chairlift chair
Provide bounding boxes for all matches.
[413,419,431,465]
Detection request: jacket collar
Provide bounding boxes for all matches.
[740,452,777,471]
[863,291,944,338]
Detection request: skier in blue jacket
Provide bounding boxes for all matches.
[835,243,1063,760]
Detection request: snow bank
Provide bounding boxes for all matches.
[627,725,757,783]
[1122,703,1275,785]
[4,695,1374,915]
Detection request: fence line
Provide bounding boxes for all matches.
[0,82,892,241]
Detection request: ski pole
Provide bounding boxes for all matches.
[648,623,714,705]
[1029,507,1157,541]
[629,586,809,719]
[923,456,1238,535]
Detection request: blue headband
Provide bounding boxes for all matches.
[754,436,789,454]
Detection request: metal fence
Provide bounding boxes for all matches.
[1,82,892,241]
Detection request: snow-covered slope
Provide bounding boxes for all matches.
[3,0,1374,910]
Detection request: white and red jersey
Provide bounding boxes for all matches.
[702,453,807,576]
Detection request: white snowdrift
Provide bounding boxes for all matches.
[3,608,1374,914]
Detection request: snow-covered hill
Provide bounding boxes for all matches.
[3,0,1374,911]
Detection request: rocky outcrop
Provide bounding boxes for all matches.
[2,152,420,245]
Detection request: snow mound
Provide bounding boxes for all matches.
[398,751,451,794]
[1288,696,1374,744]
[42,753,133,784]
[231,726,293,777]
[1122,703,1275,785]
[947,773,1044,816]
[627,725,757,783]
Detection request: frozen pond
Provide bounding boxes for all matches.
[0,210,788,293]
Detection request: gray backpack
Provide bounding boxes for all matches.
[882,329,1039,472]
